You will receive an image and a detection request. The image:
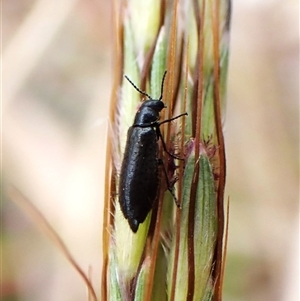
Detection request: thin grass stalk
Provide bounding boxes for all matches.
[103,1,231,300]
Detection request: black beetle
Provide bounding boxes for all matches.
[118,71,187,233]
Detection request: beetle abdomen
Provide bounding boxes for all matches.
[119,126,159,232]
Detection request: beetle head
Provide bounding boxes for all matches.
[124,71,168,106]
[125,71,169,126]
[133,100,165,125]
[141,99,165,112]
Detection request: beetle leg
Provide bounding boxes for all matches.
[156,127,185,161]
[158,159,181,208]
[158,112,188,126]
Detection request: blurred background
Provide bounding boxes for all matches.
[2,1,299,301]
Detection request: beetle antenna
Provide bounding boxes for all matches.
[158,70,167,101]
[124,75,152,99]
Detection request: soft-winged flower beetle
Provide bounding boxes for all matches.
[118,71,187,233]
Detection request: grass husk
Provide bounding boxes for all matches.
[103,1,231,300]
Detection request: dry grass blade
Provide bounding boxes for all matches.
[8,187,98,301]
